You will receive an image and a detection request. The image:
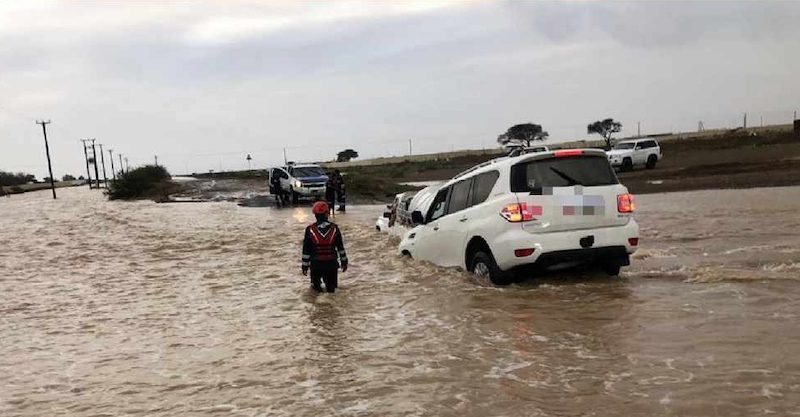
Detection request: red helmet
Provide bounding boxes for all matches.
[312,201,329,215]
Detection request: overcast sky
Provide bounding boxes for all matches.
[1,1,798,179]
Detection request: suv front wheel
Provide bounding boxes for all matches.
[471,251,512,285]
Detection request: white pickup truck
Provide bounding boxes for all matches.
[606,139,662,171]
[269,164,329,204]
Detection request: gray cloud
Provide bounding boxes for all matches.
[1,1,798,179]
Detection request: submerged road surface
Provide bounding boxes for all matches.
[1,186,799,416]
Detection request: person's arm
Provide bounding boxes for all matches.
[335,226,348,271]
[301,227,312,275]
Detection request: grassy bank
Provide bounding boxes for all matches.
[1,180,85,196]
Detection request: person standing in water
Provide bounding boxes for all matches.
[301,201,348,293]
[332,169,346,213]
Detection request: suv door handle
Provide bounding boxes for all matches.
[459,217,468,222]
[433,226,439,231]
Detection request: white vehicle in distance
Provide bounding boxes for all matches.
[606,138,662,171]
[398,149,639,285]
[270,163,328,204]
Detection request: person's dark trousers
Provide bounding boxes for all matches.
[310,268,338,293]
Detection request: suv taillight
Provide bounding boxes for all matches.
[500,203,538,222]
[617,194,635,213]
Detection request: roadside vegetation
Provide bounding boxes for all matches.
[108,165,178,201]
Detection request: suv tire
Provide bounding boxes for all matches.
[471,251,511,285]
[645,155,658,169]
[602,263,621,276]
[621,158,633,172]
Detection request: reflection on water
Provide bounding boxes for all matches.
[1,186,799,416]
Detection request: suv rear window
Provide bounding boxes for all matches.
[510,155,618,192]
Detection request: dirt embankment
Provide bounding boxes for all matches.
[173,129,800,204]
[343,129,800,197]
[618,130,800,194]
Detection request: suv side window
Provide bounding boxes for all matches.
[427,188,450,223]
[447,179,473,215]
[471,171,499,206]
[646,140,658,148]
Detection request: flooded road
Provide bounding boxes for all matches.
[1,186,799,416]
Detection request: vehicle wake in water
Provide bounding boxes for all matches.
[1,186,799,416]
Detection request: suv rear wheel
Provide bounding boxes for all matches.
[645,155,657,169]
[602,263,621,276]
[471,251,512,285]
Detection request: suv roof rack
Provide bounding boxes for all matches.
[452,156,508,181]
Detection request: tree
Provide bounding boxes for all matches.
[497,123,549,148]
[587,118,622,150]
[337,149,359,162]
[62,174,76,181]
[0,171,36,186]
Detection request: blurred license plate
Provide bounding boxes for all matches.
[561,195,605,216]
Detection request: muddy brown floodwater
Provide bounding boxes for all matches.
[2,186,800,416]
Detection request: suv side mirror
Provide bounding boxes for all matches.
[411,210,424,225]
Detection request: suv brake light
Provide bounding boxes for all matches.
[617,194,635,213]
[554,149,584,157]
[500,203,538,222]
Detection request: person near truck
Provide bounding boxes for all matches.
[269,171,284,207]
[302,201,348,293]
[332,169,346,213]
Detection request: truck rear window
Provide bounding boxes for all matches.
[510,155,618,192]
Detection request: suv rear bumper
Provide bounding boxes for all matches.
[491,220,639,271]
[510,246,629,275]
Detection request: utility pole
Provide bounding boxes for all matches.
[81,139,93,189]
[35,120,57,200]
[108,149,117,181]
[743,112,747,129]
[283,147,288,165]
[90,139,101,189]
[637,122,641,138]
[246,154,252,170]
[408,139,412,156]
[119,154,124,176]
[99,144,109,188]
[125,157,129,173]
[154,155,158,166]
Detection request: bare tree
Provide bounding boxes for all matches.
[497,123,549,148]
[587,118,622,150]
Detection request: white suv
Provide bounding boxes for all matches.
[606,138,662,171]
[398,149,639,284]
